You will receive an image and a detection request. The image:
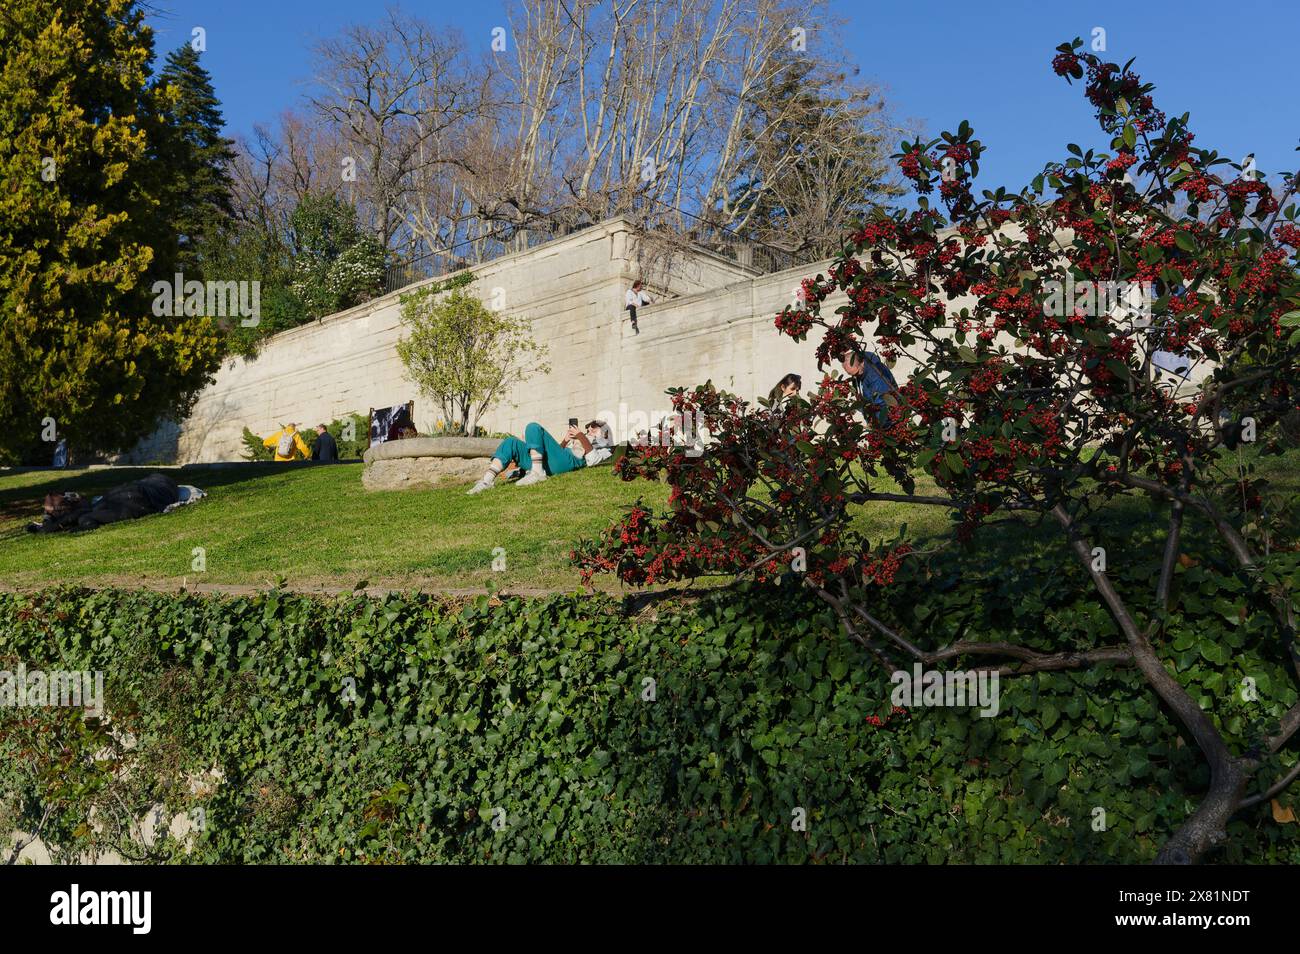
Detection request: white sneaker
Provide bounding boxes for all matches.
[515,467,548,487]
[466,478,494,495]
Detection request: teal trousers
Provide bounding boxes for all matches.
[491,422,585,475]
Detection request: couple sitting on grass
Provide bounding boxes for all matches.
[467,419,614,495]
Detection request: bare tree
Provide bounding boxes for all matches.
[310,8,475,254]
[220,1,903,293]
[475,0,899,247]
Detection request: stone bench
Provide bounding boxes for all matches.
[361,436,499,491]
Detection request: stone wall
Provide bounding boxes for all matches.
[122,214,1208,465]
[123,218,834,463]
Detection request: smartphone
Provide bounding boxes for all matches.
[569,418,579,428]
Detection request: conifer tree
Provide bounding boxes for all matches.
[0,0,222,462]
[155,43,237,277]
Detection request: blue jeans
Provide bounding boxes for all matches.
[492,422,585,475]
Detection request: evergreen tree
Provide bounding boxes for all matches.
[155,43,237,278]
[728,54,901,256]
[0,0,222,463]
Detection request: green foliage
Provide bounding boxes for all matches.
[289,193,385,318]
[2,543,1296,863]
[424,420,510,439]
[0,0,223,463]
[154,43,236,278]
[240,427,273,462]
[307,414,369,460]
[205,230,308,358]
[205,193,384,358]
[397,276,549,435]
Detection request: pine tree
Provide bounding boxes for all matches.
[155,43,237,278]
[728,54,901,256]
[0,0,222,463]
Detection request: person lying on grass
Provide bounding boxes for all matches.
[27,473,184,533]
[467,420,613,495]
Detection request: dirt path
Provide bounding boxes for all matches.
[0,577,721,603]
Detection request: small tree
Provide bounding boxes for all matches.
[397,278,548,435]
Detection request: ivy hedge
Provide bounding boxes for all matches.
[1,545,1296,862]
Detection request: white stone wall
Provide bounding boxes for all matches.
[131,213,1205,465]
[125,218,841,463]
[123,214,1205,465]
[126,221,628,461]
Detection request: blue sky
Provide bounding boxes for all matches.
[144,0,1299,192]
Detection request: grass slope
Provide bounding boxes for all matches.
[1,445,1294,592]
[0,463,668,591]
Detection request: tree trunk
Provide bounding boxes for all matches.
[1154,759,1249,864]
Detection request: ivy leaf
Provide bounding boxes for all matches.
[1040,704,1060,730]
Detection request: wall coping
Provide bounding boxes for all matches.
[242,218,640,355]
[362,436,500,464]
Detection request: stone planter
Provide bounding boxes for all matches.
[361,436,500,491]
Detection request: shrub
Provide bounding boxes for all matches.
[576,37,1300,864]
[305,413,368,460]
[289,193,385,318]
[1,560,1296,863]
[240,426,273,461]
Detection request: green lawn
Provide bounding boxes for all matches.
[0,463,671,592]
[1,445,1294,592]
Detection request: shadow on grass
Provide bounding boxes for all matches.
[0,462,365,545]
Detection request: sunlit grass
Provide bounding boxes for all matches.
[1,442,1295,591]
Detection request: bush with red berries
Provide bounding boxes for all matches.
[575,38,1300,864]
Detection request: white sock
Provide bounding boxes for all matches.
[478,460,504,484]
[529,450,543,468]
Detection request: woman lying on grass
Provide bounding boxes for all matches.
[467,420,613,494]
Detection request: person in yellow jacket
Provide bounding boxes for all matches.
[263,423,311,461]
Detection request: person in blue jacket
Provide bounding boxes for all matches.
[840,346,899,425]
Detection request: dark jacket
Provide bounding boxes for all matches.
[29,473,180,533]
[312,430,339,463]
[853,352,899,425]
